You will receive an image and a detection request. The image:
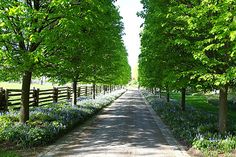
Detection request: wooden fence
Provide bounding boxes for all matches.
[0,84,121,111]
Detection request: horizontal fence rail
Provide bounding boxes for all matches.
[0,84,123,111]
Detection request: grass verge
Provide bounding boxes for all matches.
[170,92,236,120]
[143,90,236,157]
[0,82,57,90]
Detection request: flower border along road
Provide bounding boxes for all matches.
[140,90,190,157]
[37,89,126,157]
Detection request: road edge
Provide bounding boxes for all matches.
[37,90,127,157]
[139,90,190,157]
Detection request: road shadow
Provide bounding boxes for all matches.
[43,90,176,157]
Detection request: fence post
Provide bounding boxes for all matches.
[77,87,81,97]
[85,86,87,96]
[4,89,9,111]
[52,87,58,103]
[92,83,96,99]
[32,87,39,106]
[0,88,2,110]
[96,85,98,95]
[0,88,6,110]
[36,88,39,106]
[67,87,71,100]
[103,85,106,95]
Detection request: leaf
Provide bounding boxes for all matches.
[230,31,236,41]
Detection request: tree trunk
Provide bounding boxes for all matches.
[92,83,96,99]
[166,87,170,102]
[20,71,32,123]
[181,88,186,111]
[154,88,157,95]
[72,81,77,106]
[219,85,228,133]
[159,88,162,98]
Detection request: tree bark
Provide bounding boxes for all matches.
[181,87,186,111]
[92,83,96,99]
[159,88,162,98]
[20,71,32,123]
[219,85,228,133]
[72,81,77,106]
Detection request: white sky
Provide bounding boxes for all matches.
[115,0,144,69]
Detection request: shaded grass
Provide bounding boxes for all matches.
[0,150,20,157]
[170,92,236,120]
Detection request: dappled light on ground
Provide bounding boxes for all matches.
[40,90,189,157]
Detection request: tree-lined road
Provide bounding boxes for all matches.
[40,90,189,157]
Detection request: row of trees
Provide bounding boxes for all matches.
[0,0,131,123]
[138,0,236,133]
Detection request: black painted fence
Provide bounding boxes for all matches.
[0,84,121,111]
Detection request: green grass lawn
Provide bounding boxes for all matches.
[170,92,236,120]
[0,82,58,90]
[0,82,67,109]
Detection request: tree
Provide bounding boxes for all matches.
[0,0,81,123]
[42,0,130,102]
[138,0,198,110]
[77,1,130,98]
[139,0,236,133]
[187,0,236,133]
